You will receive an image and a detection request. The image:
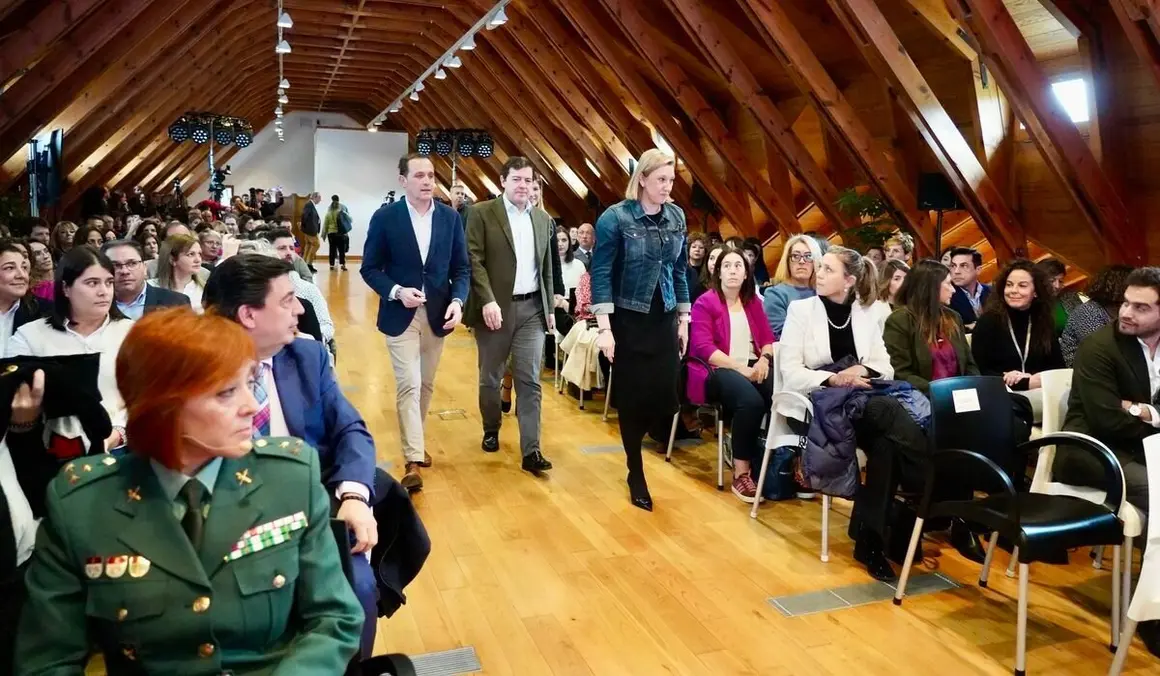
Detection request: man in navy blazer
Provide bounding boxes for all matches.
[361,154,470,492]
[948,247,991,330]
[103,240,192,320]
[204,254,381,658]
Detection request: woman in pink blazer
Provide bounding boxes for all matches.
[688,250,776,502]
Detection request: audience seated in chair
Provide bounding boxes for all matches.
[687,249,775,503]
[970,259,1064,422]
[1060,264,1134,367]
[762,234,821,336]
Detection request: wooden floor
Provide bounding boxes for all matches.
[320,267,1155,676]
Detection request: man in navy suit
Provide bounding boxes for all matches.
[203,254,381,657]
[103,240,192,320]
[948,246,990,331]
[361,154,470,492]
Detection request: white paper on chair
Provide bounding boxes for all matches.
[952,388,981,413]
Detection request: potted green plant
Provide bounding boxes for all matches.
[834,188,896,251]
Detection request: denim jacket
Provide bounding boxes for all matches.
[590,199,690,315]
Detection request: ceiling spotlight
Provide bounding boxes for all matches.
[445,55,462,68]
[234,124,253,148]
[416,130,434,155]
[369,127,378,133]
[415,81,425,92]
[275,119,283,127]
[275,109,283,118]
[278,94,289,104]
[409,91,419,101]
[279,78,290,89]
[488,7,508,29]
[461,34,476,50]
[389,105,400,113]
[435,68,447,80]
[168,118,190,143]
[190,117,210,144]
[476,133,494,158]
[214,119,235,145]
[275,40,291,54]
[435,132,453,156]
[277,11,293,28]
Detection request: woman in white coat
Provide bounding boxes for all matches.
[777,246,927,582]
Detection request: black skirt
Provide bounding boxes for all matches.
[610,303,680,422]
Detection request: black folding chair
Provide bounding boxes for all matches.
[892,377,1125,674]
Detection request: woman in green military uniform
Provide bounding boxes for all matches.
[16,307,363,674]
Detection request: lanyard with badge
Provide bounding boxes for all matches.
[1008,319,1031,372]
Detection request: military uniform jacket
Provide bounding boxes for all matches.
[16,437,363,675]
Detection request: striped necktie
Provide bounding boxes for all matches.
[252,363,271,439]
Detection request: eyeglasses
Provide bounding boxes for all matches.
[789,253,813,263]
[111,260,142,271]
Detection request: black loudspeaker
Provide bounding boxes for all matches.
[917,172,962,211]
[585,192,603,212]
[690,182,717,213]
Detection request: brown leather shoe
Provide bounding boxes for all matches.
[417,452,433,468]
[400,462,423,492]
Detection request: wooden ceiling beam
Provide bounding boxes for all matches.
[948,0,1141,264]
[1108,0,1160,93]
[0,0,178,139]
[828,0,1022,261]
[556,0,755,235]
[0,0,105,86]
[663,0,851,236]
[592,0,801,242]
[739,0,934,256]
[901,0,977,61]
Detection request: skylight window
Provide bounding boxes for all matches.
[1050,78,1089,123]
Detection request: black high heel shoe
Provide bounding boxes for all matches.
[949,519,987,564]
[853,527,897,582]
[627,472,653,512]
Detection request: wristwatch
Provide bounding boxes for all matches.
[1129,404,1142,417]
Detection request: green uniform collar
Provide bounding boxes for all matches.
[150,457,222,503]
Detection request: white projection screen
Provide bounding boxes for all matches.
[312,128,408,258]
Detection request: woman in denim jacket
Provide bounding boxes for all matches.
[591,149,691,511]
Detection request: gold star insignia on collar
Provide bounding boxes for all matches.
[64,463,75,473]
[235,469,253,486]
[102,456,117,466]
[82,464,92,472]
[126,487,141,502]
[3,364,17,375]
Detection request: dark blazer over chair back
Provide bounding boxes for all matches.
[360,200,470,338]
[144,285,192,312]
[463,197,560,330]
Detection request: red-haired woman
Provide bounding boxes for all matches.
[16,308,363,674]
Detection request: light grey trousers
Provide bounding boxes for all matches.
[475,297,545,457]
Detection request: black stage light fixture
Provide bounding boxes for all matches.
[435,131,453,156]
[190,116,210,144]
[234,122,253,148]
[475,132,494,158]
[456,130,475,157]
[416,129,434,155]
[168,117,190,143]
[214,118,235,145]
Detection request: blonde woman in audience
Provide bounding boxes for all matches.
[762,234,822,335]
[49,221,77,262]
[777,246,930,581]
[152,233,208,313]
[883,232,914,265]
[8,247,132,451]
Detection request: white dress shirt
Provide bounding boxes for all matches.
[0,299,21,357]
[505,195,539,295]
[291,272,334,342]
[389,198,436,302]
[1138,338,1160,428]
[0,437,37,566]
[263,357,370,501]
[7,316,133,427]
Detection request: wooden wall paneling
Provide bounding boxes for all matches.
[0,0,106,87]
[0,1,263,190]
[828,0,1023,260]
[0,0,181,155]
[555,0,757,234]
[738,0,934,256]
[662,0,851,236]
[948,0,1141,264]
[589,0,801,241]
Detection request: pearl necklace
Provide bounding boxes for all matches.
[827,314,852,330]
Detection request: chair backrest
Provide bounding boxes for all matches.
[767,344,806,448]
[928,376,1024,489]
[1127,433,1160,622]
[1030,368,1073,491]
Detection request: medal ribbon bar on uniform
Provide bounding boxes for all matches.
[224,511,308,562]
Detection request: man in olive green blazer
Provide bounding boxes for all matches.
[464,158,564,470]
[16,438,364,675]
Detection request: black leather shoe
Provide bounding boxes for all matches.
[521,451,552,473]
[627,473,653,511]
[853,528,897,582]
[949,519,987,564]
[481,433,499,452]
[1138,620,1160,657]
